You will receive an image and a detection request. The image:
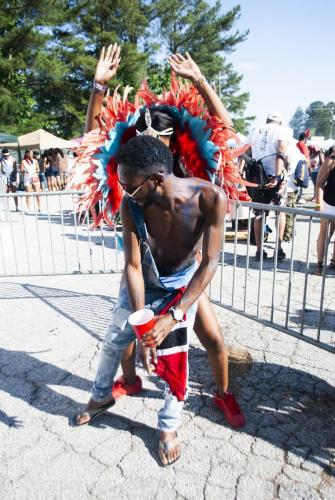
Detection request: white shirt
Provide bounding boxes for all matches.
[286,140,306,192]
[247,124,292,176]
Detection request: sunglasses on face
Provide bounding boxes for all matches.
[119,176,151,198]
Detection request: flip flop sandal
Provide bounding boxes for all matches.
[158,434,180,467]
[71,398,115,427]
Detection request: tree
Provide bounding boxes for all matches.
[0,0,149,138]
[145,0,251,130]
[305,101,335,139]
[0,0,64,134]
[1,0,251,138]
[289,107,306,139]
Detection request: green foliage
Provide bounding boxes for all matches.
[289,106,307,139]
[146,1,250,128]
[1,0,251,139]
[146,64,171,95]
[305,101,335,139]
[289,102,335,140]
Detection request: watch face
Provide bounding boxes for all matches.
[174,308,183,321]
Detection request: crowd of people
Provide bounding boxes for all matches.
[238,115,335,273]
[0,147,75,212]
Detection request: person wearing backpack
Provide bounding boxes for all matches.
[283,140,306,242]
[241,111,292,260]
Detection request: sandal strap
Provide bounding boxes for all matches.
[159,437,179,453]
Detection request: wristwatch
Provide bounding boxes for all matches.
[169,307,184,322]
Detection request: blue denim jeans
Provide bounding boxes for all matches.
[91,279,197,431]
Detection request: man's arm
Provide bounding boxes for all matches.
[120,198,145,311]
[275,139,289,177]
[178,188,226,313]
[85,44,121,133]
[142,187,226,347]
[168,53,234,129]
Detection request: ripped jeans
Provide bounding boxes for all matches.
[91,282,197,432]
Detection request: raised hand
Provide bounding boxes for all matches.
[168,52,203,83]
[94,44,121,85]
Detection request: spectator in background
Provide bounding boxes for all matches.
[283,140,306,242]
[309,145,324,200]
[47,148,63,190]
[314,144,335,275]
[296,129,311,203]
[44,151,52,191]
[0,148,18,211]
[20,149,41,212]
[296,129,311,159]
[59,149,68,189]
[242,111,291,261]
[66,151,76,180]
[33,150,47,191]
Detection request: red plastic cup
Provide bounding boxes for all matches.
[128,309,155,339]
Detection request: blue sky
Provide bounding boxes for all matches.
[211,1,335,128]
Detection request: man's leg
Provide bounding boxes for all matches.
[315,219,335,273]
[157,388,184,465]
[194,293,245,428]
[9,184,18,210]
[120,341,137,384]
[278,211,286,242]
[283,191,297,241]
[254,215,262,252]
[194,293,228,395]
[157,301,198,465]
[75,308,136,425]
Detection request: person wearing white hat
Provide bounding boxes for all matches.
[241,111,292,261]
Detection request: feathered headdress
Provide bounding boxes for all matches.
[67,76,249,225]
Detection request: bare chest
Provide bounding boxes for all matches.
[143,204,204,267]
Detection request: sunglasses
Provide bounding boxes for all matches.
[119,176,151,198]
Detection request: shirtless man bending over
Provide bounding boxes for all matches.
[74,135,227,466]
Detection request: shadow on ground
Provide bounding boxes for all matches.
[0,343,334,475]
[0,282,117,340]
[1,281,334,474]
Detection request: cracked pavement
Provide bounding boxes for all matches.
[0,273,334,500]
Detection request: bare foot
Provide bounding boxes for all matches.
[158,431,180,466]
[75,396,115,425]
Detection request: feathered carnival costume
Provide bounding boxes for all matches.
[68,76,249,225]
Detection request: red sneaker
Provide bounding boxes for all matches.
[213,392,246,428]
[112,376,143,400]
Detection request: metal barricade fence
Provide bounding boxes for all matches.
[207,201,335,354]
[0,192,334,352]
[0,191,123,276]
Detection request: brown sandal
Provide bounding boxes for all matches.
[158,433,180,466]
[71,398,115,427]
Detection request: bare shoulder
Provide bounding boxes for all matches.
[197,181,227,215]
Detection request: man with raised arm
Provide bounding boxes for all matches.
[74,135,228,466]
[79,44,246,432]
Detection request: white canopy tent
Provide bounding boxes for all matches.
[1,129,77,150]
